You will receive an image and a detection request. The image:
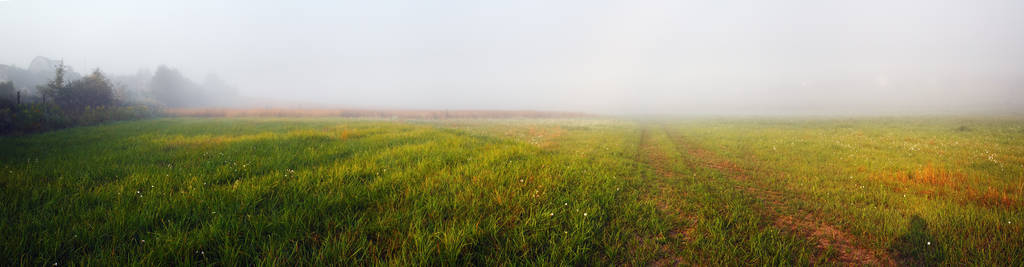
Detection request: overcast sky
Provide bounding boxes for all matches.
[1,0,1023,114]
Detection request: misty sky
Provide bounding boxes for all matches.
[2,0,1023,114]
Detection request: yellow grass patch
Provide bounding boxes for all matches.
[166,108,589,119]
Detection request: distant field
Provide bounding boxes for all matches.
[1,117,1021,265]
[165,108,591,119]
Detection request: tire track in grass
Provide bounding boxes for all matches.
[661,127,897,266]
[635,128,697,266]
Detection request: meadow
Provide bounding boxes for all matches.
[1,117,1021,265]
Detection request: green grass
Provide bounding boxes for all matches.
[662,118,1024,265]
[1,117,1022,265]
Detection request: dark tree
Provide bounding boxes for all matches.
[59,69,116,110]
[0,81,15,109]
[36,61,67,103]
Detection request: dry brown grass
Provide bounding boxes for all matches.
[965,186,1020,208]
[911,164,965,188]
[166,108,590,119]
[340,129,351,140]
[870,164,1021,208]
[871,164,965,188]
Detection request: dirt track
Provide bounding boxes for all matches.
[641,126,897,266]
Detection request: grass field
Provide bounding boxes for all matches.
[2,117,1022,265]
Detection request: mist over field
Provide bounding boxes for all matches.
[4,2,1024,265]
[1,0,1022,115]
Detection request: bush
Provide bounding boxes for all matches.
[0,102,160,135]
[0,102,69,133]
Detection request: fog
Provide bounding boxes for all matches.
[2,0,1022,115]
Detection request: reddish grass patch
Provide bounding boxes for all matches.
[871,164,1020,208]
[871,164,965,189]
[965,187,1020,208]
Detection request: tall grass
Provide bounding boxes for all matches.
[0,118,659,265]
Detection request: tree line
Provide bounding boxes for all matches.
[1,63,142,134]
[0,57,243,134]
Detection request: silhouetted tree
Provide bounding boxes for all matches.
[58,69,116,110]
[150,65,200,107]
[109,68,153,103]
[36,61,66,103]
[203,74,238,97]
[0,81,15,109]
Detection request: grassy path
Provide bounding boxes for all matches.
[636,125,818,265]
[636,129,697,265]
[666,119,1024,265]
[660,125,896,265]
